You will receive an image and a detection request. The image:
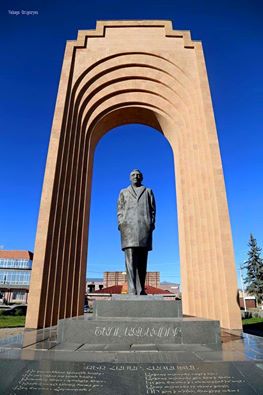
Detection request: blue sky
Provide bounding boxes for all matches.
[0,0,262,286]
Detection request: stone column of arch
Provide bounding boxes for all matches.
[25,21,242,330]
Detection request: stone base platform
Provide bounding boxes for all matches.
[57,316,221,349]
[58,298,220,349]
[1,326,263,394]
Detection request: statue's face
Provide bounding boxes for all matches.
[130,170,142,187]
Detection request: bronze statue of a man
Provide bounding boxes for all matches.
[117,170,156,295]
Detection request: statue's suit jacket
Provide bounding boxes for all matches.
[117,185,156,251]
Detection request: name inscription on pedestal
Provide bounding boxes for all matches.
[94,326,182,338]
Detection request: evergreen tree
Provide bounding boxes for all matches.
[243,234,263,306]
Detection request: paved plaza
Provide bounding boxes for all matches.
[1,324,263,394]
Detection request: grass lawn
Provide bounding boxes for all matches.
[242,316,263,337]
[0,315,25,328]
[242,317,263,325]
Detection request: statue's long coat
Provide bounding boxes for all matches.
[117,185,156,251]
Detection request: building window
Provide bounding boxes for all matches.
[12,292,26,301]
[0,270,31,285]
[0,259,32,269]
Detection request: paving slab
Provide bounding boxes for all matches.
[0,343,23,349]
[0,326,263,393]
[104,344,132,352]
[173,352,203,362]
[0,360,263,394]
[130,344,158,351]
[195,350,247,361]
[24,340,58,350]
[78,344,131,352]
[51,343,83,351]
[0,328,24,340]
[156,343,213,352]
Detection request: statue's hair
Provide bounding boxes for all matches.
[130,169,143,179]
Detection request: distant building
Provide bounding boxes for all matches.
[87,272,179,295]
[0,250,33,303]
[86,278,103,293]
[103,271,160,288]
[146,272,160,288]
[94,284,174,296]
[86,283,177,307]
[103,272,126,288]
[238,289,256,309]
[159,282,180,298]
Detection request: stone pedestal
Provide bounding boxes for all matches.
[57,297,221,349]
[93,296,182,318]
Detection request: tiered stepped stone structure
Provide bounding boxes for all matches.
[26,21,241,330]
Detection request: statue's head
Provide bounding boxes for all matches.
[130,169,143,187]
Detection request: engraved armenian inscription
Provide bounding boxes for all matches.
[6,362,261,395]
[12,369,105,393]
[94,326,182,338]
[145,368,246,394]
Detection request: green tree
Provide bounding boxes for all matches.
[243,234,263,306]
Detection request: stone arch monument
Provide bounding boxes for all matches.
[26,21,242,330]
